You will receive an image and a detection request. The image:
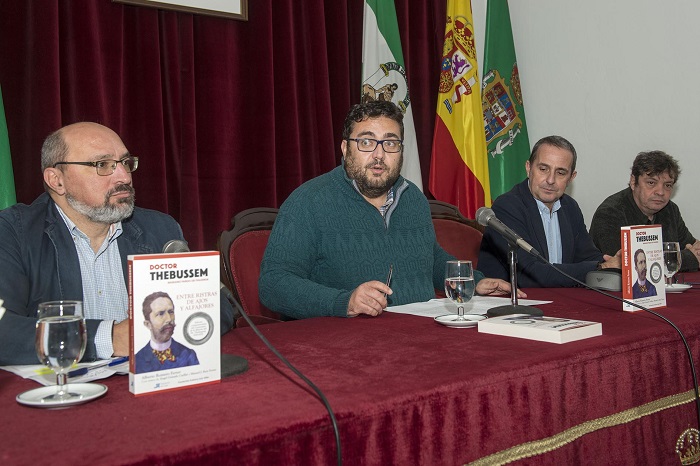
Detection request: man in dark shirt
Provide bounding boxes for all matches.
[590,151,699,272]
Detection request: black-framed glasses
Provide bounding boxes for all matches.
[346,138,403,153]
[53,156,139,176]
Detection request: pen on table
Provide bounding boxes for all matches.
[384,264,393,298]
[68,356,129,378]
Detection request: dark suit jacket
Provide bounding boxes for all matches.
[478,179,603,287]
[0,193,234,365]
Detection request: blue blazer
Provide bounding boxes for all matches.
[478,179,603,287]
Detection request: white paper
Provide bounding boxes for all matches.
[385,296,552,318]
[1,358,129,386]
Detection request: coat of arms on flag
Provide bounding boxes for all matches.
[482,65,525,158]
[362,62,410,113]
[437,15,478,112]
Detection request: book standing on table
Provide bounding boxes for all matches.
[620,224,665,311]
[128,251,221,395]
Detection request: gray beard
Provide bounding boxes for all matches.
[66,189,135,224]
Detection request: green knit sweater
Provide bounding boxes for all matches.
[259,166,483,319]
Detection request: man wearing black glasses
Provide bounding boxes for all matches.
[259,101,519,321]
[0,122,233,364]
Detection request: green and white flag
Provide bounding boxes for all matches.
[0,85,16,210]
[361,0,423,191]
[482,0,530,200]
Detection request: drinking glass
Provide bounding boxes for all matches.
[35,300,87,402]
[444,260,475,321]
[663,242,682,285]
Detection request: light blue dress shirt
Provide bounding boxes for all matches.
[535,198,563,264]
[56,205,128,359]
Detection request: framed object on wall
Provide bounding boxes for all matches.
[113,0,248,21]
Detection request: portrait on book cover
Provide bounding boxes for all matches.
[632,249,658,299]
[135,291,200,374]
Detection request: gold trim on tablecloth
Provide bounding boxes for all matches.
[468,389,697,466]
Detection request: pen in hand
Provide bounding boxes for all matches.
[68,356,129,378]
[384,264,393,298]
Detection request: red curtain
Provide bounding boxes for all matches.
[0,0,446,250]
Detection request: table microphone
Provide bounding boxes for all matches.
[162,239,190,254]
[476,207,542,258]
[476,207,543,317]
[161,239,249,377]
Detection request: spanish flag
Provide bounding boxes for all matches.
[429,0,490,218]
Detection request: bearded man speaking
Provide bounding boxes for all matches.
[258,101,519,320]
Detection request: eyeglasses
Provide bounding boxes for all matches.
[346,138,403,153]
[53,156,139,176]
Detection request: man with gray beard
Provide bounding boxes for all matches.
[0,122,233,365]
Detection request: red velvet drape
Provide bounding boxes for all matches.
[0,0,446,250]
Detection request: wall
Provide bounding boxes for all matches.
[474,0,700,238]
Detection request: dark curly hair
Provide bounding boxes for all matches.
[630,151,681,184]
[342,101,404,140]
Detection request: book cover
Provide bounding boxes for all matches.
[477,314,602,344]
[128,251,221,395]
[620,225,665,311]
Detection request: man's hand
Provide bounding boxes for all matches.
[347,281,392,317]
[112,320,130,356]
[686,241,700,262]
[476,278,527,298]
[601,249,622,269]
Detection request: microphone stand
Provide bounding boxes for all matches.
[486,242,543,317]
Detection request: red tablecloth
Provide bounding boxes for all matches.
[2,284,699,465]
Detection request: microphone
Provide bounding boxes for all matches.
[476,207,542,258]
[162,239,190,254]
[476,207,543,317]
[161,239,249,377]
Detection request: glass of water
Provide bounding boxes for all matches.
[444,260,475,321]
[662,242,682,286]
[35,300,87,402]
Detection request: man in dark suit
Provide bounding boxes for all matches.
[135,291,199,374]
[478,135,620,287]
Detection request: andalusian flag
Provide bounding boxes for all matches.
[362,0,423,191]
[429,0,489,218]
[482,0,530,200]
[0,85,16,211]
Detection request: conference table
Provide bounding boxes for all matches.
[2,281,700,465]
